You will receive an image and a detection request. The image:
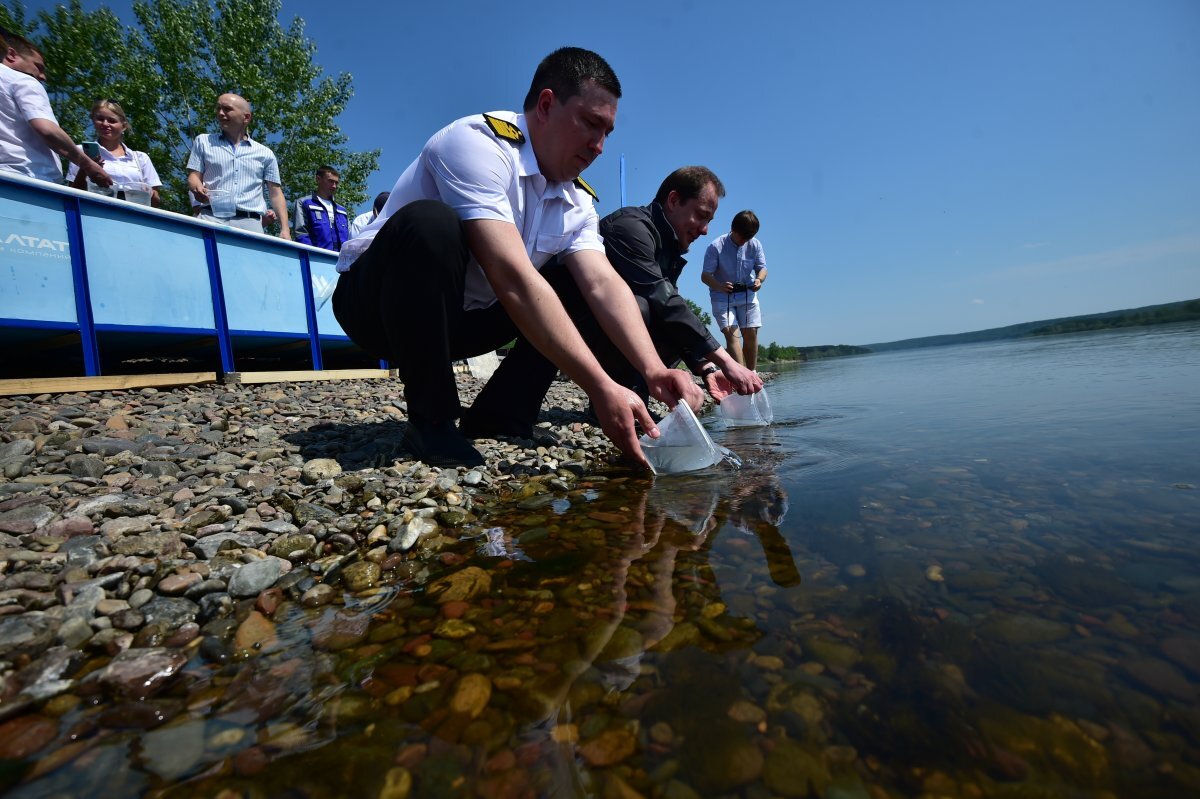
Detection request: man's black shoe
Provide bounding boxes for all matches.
[461,415,562,447]
[528,426,562,447]
[403,420,484,468]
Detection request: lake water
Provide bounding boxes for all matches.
[12,324,1200,797]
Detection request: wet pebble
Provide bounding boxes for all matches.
[579,727,637,767]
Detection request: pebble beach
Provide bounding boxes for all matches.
[0,374,650,724]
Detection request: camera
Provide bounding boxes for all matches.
[731,281,749,292]
[82,141,100,159]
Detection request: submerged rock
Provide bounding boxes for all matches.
[94,647,188,699]
[427,566,491,603]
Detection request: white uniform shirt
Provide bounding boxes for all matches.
[349,209,375,237]
[337,111,605,310]
[66,143,162,188]
[0,64,63,183]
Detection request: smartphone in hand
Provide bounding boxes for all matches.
[82,141,100,159]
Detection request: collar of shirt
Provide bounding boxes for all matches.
[512,114,571,203]
[218,131,254,149]
[312,193,335,214]
[650,201,686,261]
[97,143,136,163]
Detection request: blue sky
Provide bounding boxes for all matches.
[23,0,1200,346]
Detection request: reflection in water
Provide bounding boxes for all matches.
[480,456,802,797]
[144,453,801,798]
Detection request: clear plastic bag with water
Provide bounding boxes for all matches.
[118,180,152,206]
[719,386,773,427]
[640,401,740,475]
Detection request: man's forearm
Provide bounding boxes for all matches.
[567,252,672,382]
[469,222,612,395]
[703,347,740,373]
[268,185,291,239]
[28,119,84,164]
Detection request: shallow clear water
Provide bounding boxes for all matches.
[10,323,1200,798]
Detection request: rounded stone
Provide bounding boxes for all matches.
[426,566,491,604]
[450,673,492,719]
[301,459,342,484]
[579,727,637,767]
[341,561,381,593]
[301,584,336,608]
[434,619,476,640]
[228,558,284,599]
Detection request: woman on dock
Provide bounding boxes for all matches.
[67,99,161,206]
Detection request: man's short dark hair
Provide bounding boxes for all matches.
[316,165,339,179]
[372,192,390,213]
[731,210,760,239]
[522,47,621,111]
[654,166,726,206]
[1,28,41,59]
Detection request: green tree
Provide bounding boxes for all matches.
[2,0,379,220]
[685,298,713,328]
[0,2,29,38]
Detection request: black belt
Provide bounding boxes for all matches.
[200,206,262,219]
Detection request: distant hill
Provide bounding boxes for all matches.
[864,298,1200,353]
[758,343,871,363]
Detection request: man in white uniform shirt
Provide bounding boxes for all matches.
[334,47,701,468]
[350,192,389,237]
[0,30,111,188]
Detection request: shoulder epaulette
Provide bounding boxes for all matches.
[483,113,525,145]
[573,177,598,201]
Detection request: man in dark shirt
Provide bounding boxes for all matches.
[596,166,761,401]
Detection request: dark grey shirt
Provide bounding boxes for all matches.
[599,201,720,371]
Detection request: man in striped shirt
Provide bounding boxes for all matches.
[186,93,291,239]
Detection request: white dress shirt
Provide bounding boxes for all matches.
[185,132,280,216]
[349,209,375,236]
[66,143,162,188]
[336,111,604,311]
[0,64,63,183]
[703,233,768,303]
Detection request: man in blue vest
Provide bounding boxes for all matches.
[294,165,351,250]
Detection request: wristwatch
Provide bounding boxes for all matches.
[700,366,719,377]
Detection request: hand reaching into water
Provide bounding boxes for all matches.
[589,381,657,469]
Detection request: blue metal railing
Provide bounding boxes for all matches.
[0,171,356,377]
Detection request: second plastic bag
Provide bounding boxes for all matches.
[640,401,738,475]
[719,386,773,427]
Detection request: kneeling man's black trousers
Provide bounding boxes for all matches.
[332,200,520,425]
[333,200,664,434]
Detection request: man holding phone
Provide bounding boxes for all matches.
[0,29,111,188]
[701,211,768,371]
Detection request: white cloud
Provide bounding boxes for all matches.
[971,298,985,305]
[986,233,1200,283]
